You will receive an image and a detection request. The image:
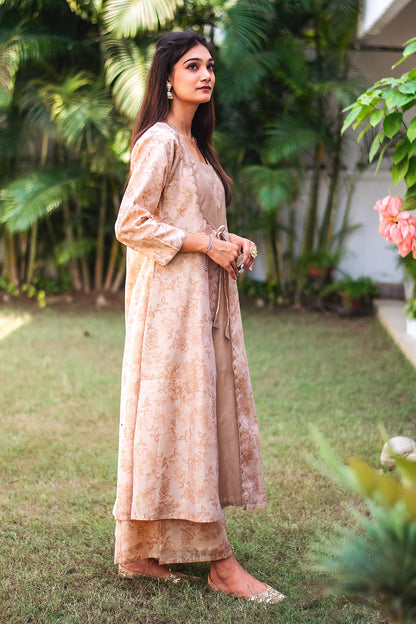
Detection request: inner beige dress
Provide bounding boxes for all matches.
[115,153,241,565]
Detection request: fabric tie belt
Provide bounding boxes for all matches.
[212,225,231,340]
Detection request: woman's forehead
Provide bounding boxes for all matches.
[178,44,213,64]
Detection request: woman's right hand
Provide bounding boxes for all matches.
[207,237,240,279]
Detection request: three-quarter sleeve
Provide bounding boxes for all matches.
[115,127,187,266]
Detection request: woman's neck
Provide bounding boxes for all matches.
[165,103,197,137]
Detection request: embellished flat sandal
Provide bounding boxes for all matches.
[207,574,286,604]
[118,564,197,583]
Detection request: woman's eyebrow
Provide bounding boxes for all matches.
[183,57,214,64]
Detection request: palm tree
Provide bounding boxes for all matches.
[0,0,222,294]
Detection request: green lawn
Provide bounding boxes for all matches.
[1,302,415,624]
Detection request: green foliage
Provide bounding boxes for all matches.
[0,166,88,232]
[237,277,280,305]
[405,298,416,320]
[342,37,416,206]
[103,38,149,120]
[0,0,363,297]
[102,0,181,36]
[314,505,416,624]
[322,276,379,303]
[312,432,416,623]
[0,276,48,307]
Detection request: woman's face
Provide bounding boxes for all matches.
[168,43,215,105]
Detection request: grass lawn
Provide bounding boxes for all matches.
[1,301,416,624]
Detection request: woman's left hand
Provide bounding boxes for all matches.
[228,234,257,273]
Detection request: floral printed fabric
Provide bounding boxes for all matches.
[113,123,266,529]
[114,517,232,565]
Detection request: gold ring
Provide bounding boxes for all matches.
[250,245,257,259]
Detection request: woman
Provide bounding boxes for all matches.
[113,31,285,604]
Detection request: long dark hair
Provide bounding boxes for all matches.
[130,31,232,205]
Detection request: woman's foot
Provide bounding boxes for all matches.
[209,555,285,601]
[119,558,173,578]
[118,558,197,583]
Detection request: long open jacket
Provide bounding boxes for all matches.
[113,122,266,524]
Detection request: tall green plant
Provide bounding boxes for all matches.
[312,433,416,624]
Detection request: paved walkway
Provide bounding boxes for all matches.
[375,299,416,368]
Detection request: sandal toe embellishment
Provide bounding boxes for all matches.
[247,584,286,604]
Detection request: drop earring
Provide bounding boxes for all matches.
[166,82,173,100]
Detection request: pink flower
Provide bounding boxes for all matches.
[374,195,416,258]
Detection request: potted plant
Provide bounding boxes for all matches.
[320,276,378,316]
[297,250,340,308]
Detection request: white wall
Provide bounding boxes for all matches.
[358,0,414,37]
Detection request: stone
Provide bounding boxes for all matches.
[380,436,416,470]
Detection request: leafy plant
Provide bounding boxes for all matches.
[322,276,378,303]
[311,432,416,624]
[342,37,416,210]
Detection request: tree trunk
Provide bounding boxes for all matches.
[111,246,126,293]
[301,142,323,254]
[62,199,82,291]
[18,233,27,283]
[103,191,120,291]
[6,231,19,286]
[288,199,296,293]
[74,197,90,292]
[270,226,281,293]
[317,105,343,250]
[26,221,38,284]
[94,179,107,291]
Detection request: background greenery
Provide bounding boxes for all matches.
[0,0,364,300]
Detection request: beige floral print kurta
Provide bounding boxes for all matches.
[113,122,266,527]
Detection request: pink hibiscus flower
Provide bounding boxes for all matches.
[374,195,416,258]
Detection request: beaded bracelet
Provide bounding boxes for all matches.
[206,234,213,253]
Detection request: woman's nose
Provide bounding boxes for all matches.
[201,67,211,80]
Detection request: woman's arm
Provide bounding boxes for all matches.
[115,128,186,266]
[181,233,240,279]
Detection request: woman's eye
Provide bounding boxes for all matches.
[187,63,198,70]
[208,64,215,71]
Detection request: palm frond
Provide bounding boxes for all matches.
[265,118,321,163]
[35,72,114,151]
[104,38,149,120]
[0,112,21,160]
[65,0,102,22]
[220,0,275,69]
[102,0,182,37]
[242,165,297,213]
[56,237,96,265]
[17,82,59,140]
[89,129,130,180]
[0,166,88,233]
[216,50,280,104]
[0,25,77,107]
[313,505,416,622]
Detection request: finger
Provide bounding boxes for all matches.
[242,245,252,267]
[225,263,237,279]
